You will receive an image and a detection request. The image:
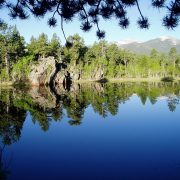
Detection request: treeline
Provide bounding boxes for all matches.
[0,23,61,82]
[0,23,180,83]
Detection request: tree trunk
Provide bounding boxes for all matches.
[5,52,10,79]
[173,60,175,77]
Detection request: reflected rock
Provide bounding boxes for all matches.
[28,86,57,109]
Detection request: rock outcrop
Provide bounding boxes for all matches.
[29,57,71,88]
[28,56,104,88]
[29,57,56,86]
[28,57,78,87]
[94,68,104,80]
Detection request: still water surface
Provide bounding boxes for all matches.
[0,82,180,180]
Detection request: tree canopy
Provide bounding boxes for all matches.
[0,0,179,39]
[0,25,180,83]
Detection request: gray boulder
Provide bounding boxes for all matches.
[29,57,56,86]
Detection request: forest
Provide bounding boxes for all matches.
[0,23,180,84]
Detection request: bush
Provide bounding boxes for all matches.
[12,55,33,83]
[96,78,108,83]
[161,77,174,82]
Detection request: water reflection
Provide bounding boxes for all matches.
[0,82,180,179]
[0,82,180,134]
[0,144,8,180]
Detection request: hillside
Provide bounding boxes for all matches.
[117,36,180,54]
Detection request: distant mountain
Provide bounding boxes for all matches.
[116,36,180,54]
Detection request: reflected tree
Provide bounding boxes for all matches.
[0,94,26,145]
[0,82,180,131]
[167,96,179,112]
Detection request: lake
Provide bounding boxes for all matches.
[0,82,180,180]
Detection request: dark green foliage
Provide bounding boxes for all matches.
[0,26,25,62]
[27,33,60,59]
[64,34,87,65]
[96,78,109,83]
[0,25,25,81]
[161,77,174,82]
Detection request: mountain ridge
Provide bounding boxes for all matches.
[116,36,180,54]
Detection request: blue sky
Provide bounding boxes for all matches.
[0,1,180,45]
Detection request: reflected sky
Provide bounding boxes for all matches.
[0,82,180,180]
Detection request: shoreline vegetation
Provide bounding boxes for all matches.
[1,77,180,87]
[1,23,180,88]
[80,77,180,83]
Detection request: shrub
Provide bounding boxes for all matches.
[96,78,108,83]
[161,77,174,82]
